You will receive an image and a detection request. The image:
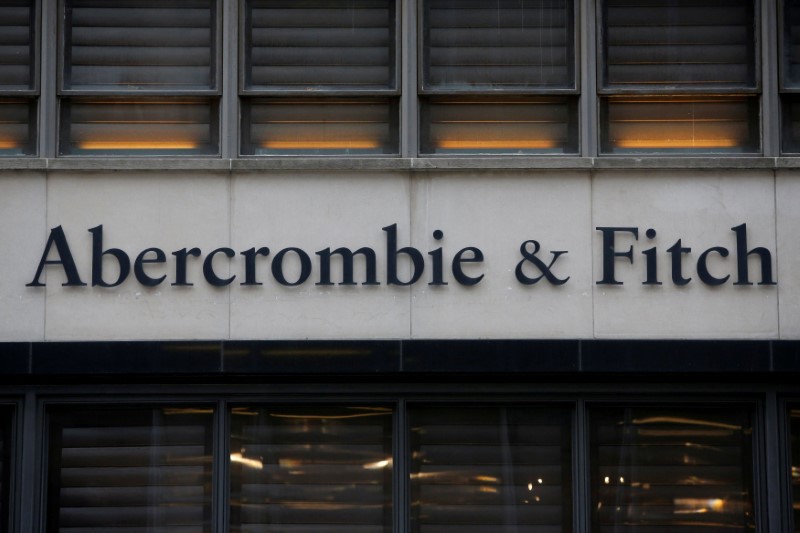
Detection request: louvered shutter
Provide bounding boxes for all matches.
[423,0,574,90]
[409,406,573,533]
[0,0,34,89]
[229,406,393,533]
[245,0,395,90]
[46,407,214,533]
[602,0,756,90]
[63,0,215,91]
[590,406,756,532]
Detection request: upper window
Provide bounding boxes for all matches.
[598,0,760,154]
[58,0,220,156]
[781,0,800,153]
[240,0,399,156]
[419,0,579,155]
[0,0,37,156]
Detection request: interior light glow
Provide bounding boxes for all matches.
[436,140,557,149]
[79,141,199,150]
[615,139,739,149]
[474,475,499,483]
[363,458,392,469]
[0,141,20,149]
[262,140,379,149]
[674,498,725,514]
[632,417,741,430]
[230,452,263,470]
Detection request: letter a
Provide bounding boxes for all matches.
[26,226,86,287]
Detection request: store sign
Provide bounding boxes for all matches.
[25,222,776,289]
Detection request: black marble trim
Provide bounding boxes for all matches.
[0,339,795,377]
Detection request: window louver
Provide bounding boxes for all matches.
[63,0,215,91]
[409,406,573,533]
[602,0,756,90]
[229,405,393,533]
[245,0,395,90]
[590,406,756,532]
[423,0,574,90]
[0,0,33,89]
[46,407,214,533]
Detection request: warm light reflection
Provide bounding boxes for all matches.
[79,141,199,150]
[230,452,263,470]
[363,458,392,469]
[0,140,19,149]
[262,140,379,149]
[269,411,391,420]
[474,475,499,483]
[615,139,739,149]
[632,417,741,430]
[163,407,213,415]
[479,486,498,493]
[436,140,557,149]
[674,498,726,514]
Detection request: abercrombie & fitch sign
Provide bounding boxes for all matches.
[26,223,777,289]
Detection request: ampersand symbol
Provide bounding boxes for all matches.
[515,240,570,285]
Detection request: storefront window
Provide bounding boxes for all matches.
[409,405,573,533]
[45,405,215,533]
[0,406,13,532]
[229,405,394,533]
[590,405,756,531]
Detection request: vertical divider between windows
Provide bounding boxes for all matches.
[40,0,56,158]
[215,399,230,533]
[580,0,596,157]
[757,394,781,533]
[221,0,238,160]
[18,392,39,533]
[763,0,780,156]
[574,399,589,533]
[395,399,408,533]
[402,0,417,158]
[774,394,794,533]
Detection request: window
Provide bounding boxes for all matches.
[0,0,37,156]
[240,0,399,155]
[409,404,573,533]
[782,0,800,153]
[598,0,760,154]
[45,405,215,532]
[229,405,393,533]
[57,0,220,156]
[419,0,579,155]
[589,405,756,531]
[788,405,800,532]
[0,406,13,533]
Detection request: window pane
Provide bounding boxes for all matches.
[0,0,34,89]
[0,406,13,533]
[242,98,399,155]
[420,97,578,154]
[409,405,573,533]
[45,406,214,533]
[229,405,393,533]
[59,98,219,156]
[590,405,756,532]
[782,95,800,153]
[784,0,800,87]
[600,95,760,154]
[423,0,574,90]
[602,0,756,90]
[245,0,395,90]
[63,0,215,91]
[0,98,36,155]
[789,406,800,532]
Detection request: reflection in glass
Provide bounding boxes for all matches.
[409,405,573,533]
[229,405,393,533]
[45,405,214,533]
[0,406,13,533]
[789,408,800,532]
[590,406,755,532]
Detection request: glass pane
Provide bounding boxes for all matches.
[0,98,36,156]
[784,0,800,87]
[423,0,575,90]
[409,405,573,533]
[789,406,800,532]
[600,95,760,154]
[782,94,800,153]
[0,406,13,533]
[420,96,578,155]
[242,98,399,155]
[602,0,756,89]
[590,405,756,532]
[59,98,218,156]
[229,405,393,533]
[45,405,214,533]
[245,0,395,90]
[63,0,215,91]
[0,0,34,89]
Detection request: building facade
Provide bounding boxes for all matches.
[0,0,799,531]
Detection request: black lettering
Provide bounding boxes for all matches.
[732,223,776,285]
[89,225,130,288]
[316,247,378,286]
[452,247,484,286]
[383,223,424,286]
[272,247,312,286]
[134,248,167,287]
[596,227,638,285]
[27,225,86,287]
[203,247,235,286]
[240,247,270,286]
[172,248,201,286]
